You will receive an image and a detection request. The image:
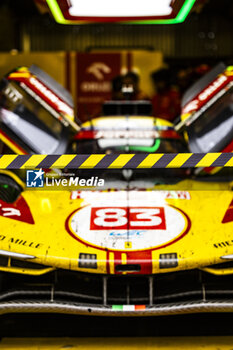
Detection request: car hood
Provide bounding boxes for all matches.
[0,181,233,275]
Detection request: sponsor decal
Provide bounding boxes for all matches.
[198,75,227,101]
[86,62,111,81]
[95,130,160,139]
[70,189,191,200]
[80,81,111,93]
[165,191,191,200]
[0,235,42,249]
[109,230,145,238]
[70,190,191,200]
[182,100,199,114]
[76,53,121,121]
[66,191,191,251]
[19,82,69,127]
[214,240,233,249]
[29,77,73,116]
[0,197,34,224]
[75,129,180,140]
[183,74,228,114]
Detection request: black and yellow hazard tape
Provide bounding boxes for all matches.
[0,153,233,169]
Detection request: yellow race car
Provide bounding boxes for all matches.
[0,64,233,316]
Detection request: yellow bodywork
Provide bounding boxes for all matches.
[0,172,233,276]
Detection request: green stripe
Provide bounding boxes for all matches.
[118,139,161,153]
[128,139,161,153]
[112,305,123,310]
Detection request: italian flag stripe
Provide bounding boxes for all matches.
[112,305,123,310]
[135,305,146,310]
[112,305,146,311]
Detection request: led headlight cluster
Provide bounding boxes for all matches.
[78,253,97,269]
[159,253,178,269]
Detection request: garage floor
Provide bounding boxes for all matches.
[1,337,233,349]
[0,313,233,348]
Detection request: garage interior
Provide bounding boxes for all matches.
[1,0,233,348]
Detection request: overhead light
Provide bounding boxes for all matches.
[46,0,196,24]
[69,0,172,17]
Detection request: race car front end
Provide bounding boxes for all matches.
[0,168,233,316]
[1,64,233,317]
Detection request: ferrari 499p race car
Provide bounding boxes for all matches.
[0,63,232,316]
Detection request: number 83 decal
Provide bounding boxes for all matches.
[90,207,166,230]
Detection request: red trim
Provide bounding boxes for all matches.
[106,250,110,274]
[222,140,233,153]
[222,199,233,224]
[126,250,153,274]
[182,73,232,115]
[204,139,233,173]
[75,130,181,140]
[114,251,123,275]
[8,75,73,115]
[0,196,34,225]
[0,129,27,155]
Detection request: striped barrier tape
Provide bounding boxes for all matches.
[0,153,233,169]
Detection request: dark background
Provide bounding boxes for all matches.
[0,0,233,64]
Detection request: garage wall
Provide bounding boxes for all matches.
[19,15,233,60]
[0,51,163,121]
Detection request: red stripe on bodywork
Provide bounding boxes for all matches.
[0,196,34,224]
[114,252,123,275]
[222,199,233,223]
[106,250,110,274]
[0,129,27,154]
[112,251,153,275]
[75,130,181,140]
[204,140,233,173]
[126,251,153,274]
